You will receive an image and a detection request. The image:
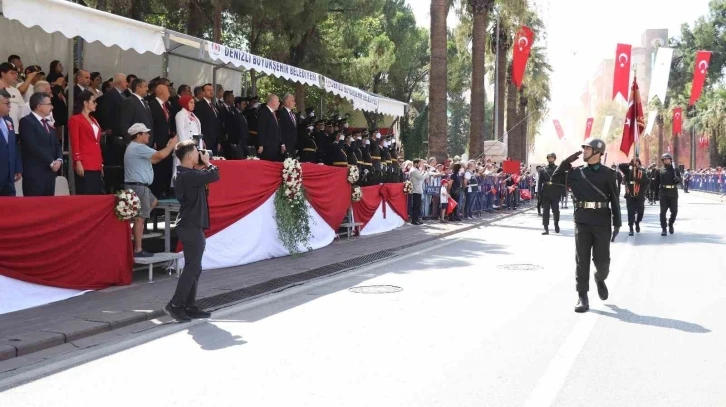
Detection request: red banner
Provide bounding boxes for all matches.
[512,25,534,89]
[584,117,594,140]
[673,107,683,136]
[351,183,408,230]
[620,78,645,155]
[613,43,632,101]
[689,51,711,106]
[553,119,564,139]
[502,160,521,174]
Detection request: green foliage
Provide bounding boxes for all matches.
[273,185,314,255]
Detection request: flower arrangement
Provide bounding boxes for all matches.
[403,180,413,194]
[114,189,141,221]
[347,165,359,184]
[247,156,260,160]
[351,185,363,202]
[274,158,313,255]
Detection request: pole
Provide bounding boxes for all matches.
[691,108,696,168]
[493,13,500,142]
[67,37,76,195]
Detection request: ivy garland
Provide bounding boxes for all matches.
[274,158,313,255]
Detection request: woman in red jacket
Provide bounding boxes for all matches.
[69,90,104,194]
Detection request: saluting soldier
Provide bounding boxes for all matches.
[298,125,319,163]
[653,153,681,236]
[618,157,649,236]
[360,132,374,185]
[551,138,622,313]
[389,137,403,182]
[538,153,561,235]
[331,131,348,168]
[370,129,382,171]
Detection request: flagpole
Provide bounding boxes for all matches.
[633,66,640,160]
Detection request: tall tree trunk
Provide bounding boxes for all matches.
[494,23,509,142]
[186,0,204,37]
[295,83,306,116]
[709,127,720,167]
[428,0,449,161]
[468,0,492,158]
[672,129,679,167]
[656,113,664,161]
[505,68,520,161]
[129,0,143,20]
[519,86,528,163]
[213,0,223,42]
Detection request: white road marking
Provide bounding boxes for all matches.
[522,230,636,407]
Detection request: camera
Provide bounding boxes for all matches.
[198,149,212,165]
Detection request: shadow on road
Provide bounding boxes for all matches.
[591,305,710,334]
[187,322,248,350]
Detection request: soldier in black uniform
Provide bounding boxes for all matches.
[538,153,561,235]
[243,95,259,152]
[551,138,622,313]
[612,164,624,196]
[647,164,658,205]
[389,137,403,182]
[653,153,681,236]
[344,134,358,167]
[330,131,348,168]
[360,132,373,185]
[298,125,319,163]
[618,157,649,236]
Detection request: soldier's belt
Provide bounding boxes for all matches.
[546,181,553,185]
[333,161,348,166]
[662,185,676,189]
[361,162,372,166]
[629,181,636,184]
[371,156,382,159]
[249,131,258,135]
[303,148,316,152]
[384,160,392,164]
[576,201,609,209]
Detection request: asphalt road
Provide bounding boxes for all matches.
[1,191,724,407]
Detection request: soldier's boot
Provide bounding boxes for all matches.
[574,292,589,313]
[635,222,641,233]
[542,227,549,235]
[628,224,634,236]
[669,223,675,235]
[554,223,560,234]
[661,228,668,236]
[596,280,608,301]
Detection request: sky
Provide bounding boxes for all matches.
[405,0,712,157]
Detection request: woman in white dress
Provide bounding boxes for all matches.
[173,95,203,179]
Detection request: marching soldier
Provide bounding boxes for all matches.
[653,153,681,236]
[618,157,649,236]
[648,163,659,205]
[538,153,561,235]
[551,138,622,313]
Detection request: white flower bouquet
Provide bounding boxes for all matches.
[351,185,363,202]
[114,189,141,221]
[403,180,413,194]
[282,158,304,205]
[347,165,360,184]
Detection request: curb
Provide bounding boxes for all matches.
[0,206,532,362]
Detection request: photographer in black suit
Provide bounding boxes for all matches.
[164,140,220,322]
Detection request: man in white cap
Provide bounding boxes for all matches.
[124,123,178,257]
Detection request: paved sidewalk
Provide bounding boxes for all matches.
[0,206,532,369]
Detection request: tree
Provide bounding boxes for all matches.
[428,0,450,161]
[467,0,495,158]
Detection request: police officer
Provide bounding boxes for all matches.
[618,157,649,236]
[538,153,561,235]
[552,138,622,313]
[164,140,221,322]
[653,153,681,236]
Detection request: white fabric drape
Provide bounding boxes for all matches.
[359,202,405,236]
[0,16,70,76]
[0,275,89,315]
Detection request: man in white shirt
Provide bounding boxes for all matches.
[0,63,25,132]
[409,158,430,225]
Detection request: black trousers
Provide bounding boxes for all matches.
[659,196,678,228]
[75,170,104,195]
[625,197,645,226]
[171,224,206,308]
[412,193,422,223]
[575,223,611,292]
[23,175,55,196]
[684,180,689,192]
[536,196,542,213]
[0,182,16,196]
[541,196,559,228]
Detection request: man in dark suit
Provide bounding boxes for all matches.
[19,92,62,196]
[277,93,298,159]
[0,89,22,196]
[220,91,249,159]
[257,94,282,161]
[120,78,153,146]
[149,84,174,197]
[96,73,128,193]
[193,83,222,156]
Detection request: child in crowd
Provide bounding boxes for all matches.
[439,179,450,222]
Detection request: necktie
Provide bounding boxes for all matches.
[162,102,169,120]
[209,102,217,117]
[143,99,150,112]
[42,118,50,134]
[289,110,295,124]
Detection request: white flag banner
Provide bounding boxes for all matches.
[649,47,673,104]
[602,115,613,138]
[644,110,658,136]
[324,77,379,113]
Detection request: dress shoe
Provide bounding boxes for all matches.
[596,280,608,301]
[185,306,211,319]
[635,222,640,233]
[661,228,667,236]
[555,223,560,233]
[542,228,549,235]
[628,230,634,236]
[164,302,191,322]
[574,293,589,313]
[669,224,674,234]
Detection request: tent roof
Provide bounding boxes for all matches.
[1,0,166,55]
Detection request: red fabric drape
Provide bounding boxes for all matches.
[352,183,408,229]
[301,164,349,231]
[0,196,133,290]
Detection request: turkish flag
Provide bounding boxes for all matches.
[619,78,645,155]
[553,119,564,139]
[512,26,534,89]
[613,43,632,101]
[689,50,711,106]
[672,107,683,136]
[503,160,521,174]
[584,117,594,140]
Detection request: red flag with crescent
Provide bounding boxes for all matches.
[553,119,564,139]
[613,43,632,101]
[619,78,645,155]
[689,51,711,106]
[584,117,594,140]
[672,107,683,136]
[512,26,534,89]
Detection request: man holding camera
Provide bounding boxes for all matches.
[164,140,220,322]
[124,123,178,257]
